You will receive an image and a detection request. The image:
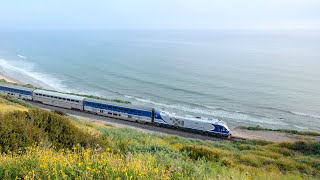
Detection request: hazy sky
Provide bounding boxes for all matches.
[0,0,319,30]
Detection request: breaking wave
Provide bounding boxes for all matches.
[124,95,288,126]
[258,106,320,119]
[0,58,66,91]
[17,54,27,59]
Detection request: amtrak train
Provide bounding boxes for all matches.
[0,83,231,137]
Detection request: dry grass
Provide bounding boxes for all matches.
[0,98,28,113]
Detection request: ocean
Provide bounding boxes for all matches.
[0,30,319,131]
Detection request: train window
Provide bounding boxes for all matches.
[50,96,54,98]
[54,97,58,99]
[76,101,79,103]
[71,99,74,102]
[108,112,112,115]
[113,113,117,116]
[67,99,71,101]
[58,97,62,99]
[62,98,66,100]
[128,115,132,118]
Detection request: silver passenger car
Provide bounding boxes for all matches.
[33,89,85,110]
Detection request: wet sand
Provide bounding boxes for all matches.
[0,73,20,84]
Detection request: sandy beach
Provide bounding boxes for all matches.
[0,73,20,84]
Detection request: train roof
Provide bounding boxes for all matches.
[33,89,86,101]
[0,83,35,92]
[160,111,226,124]
[84,98,154,112]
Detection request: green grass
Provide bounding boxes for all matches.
[0,78,131,104]
[0,93,29,113]
[0,92,33,108]
[0,95,319,179]
[240,125,320,136]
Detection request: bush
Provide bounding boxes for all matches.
[0,112,46,153]
[0,109,104,152]
[289,141,320,155]
[180,145,229,161]
[279,141,320,155]
[51,110,67,116]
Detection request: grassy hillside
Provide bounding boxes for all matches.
[0,92,29,113]
[0,96,319,179]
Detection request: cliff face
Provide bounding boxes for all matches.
[0,96,319,179]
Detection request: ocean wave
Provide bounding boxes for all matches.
[17,54,27,59]
[109,73,223,99]
[258,106,320,119]
[0,58,66,91]
[292,124,309,130]
[290,111,320,119]
[125,95,288,126]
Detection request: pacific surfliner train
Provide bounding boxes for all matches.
[0,83,231,137]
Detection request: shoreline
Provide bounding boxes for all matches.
[1,71,320,142]
[0,73,20,84]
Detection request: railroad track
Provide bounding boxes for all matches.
[29,101,232,142]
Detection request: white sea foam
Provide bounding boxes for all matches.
[124,95,134,99]
[125,95,288,126]
[17,54,27,59]
[0,58,66,91]
[290,111,320,119]
[292,125,309,130]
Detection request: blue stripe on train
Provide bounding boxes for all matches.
[0,86,33,96]
[83,100,152,118]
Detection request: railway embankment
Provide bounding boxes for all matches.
[0,93,320,179]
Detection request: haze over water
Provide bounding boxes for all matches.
[0,30,320,131]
